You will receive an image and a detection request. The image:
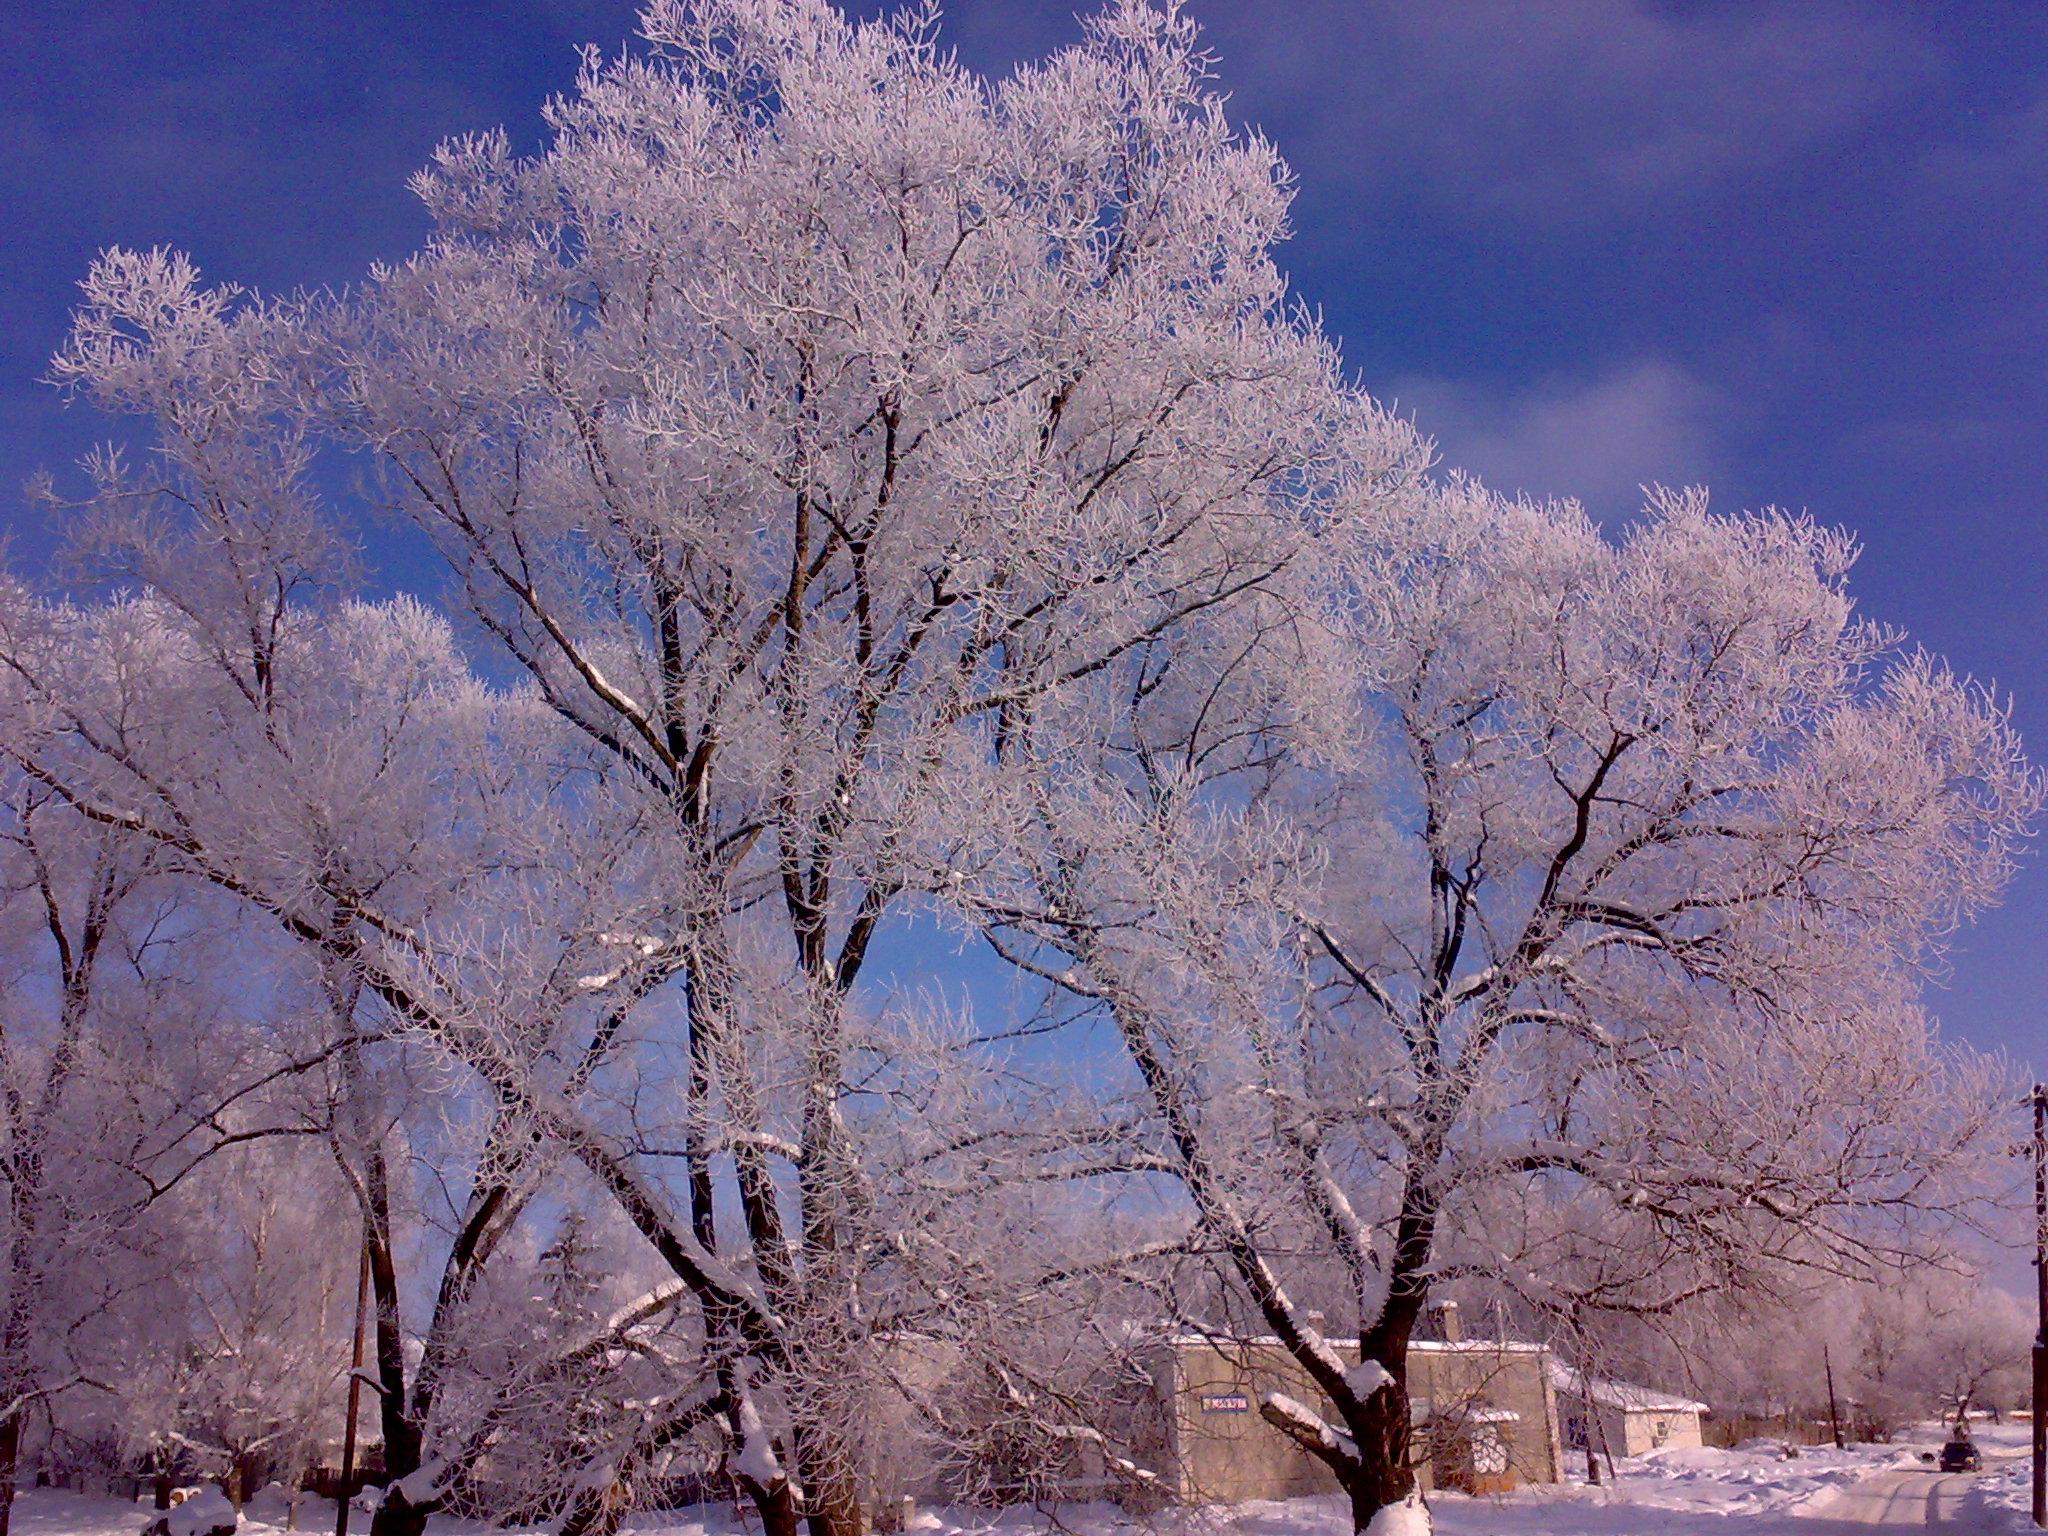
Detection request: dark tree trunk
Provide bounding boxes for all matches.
[365,1201,417,1484]
[230,1451,268,1507]
[1330,1348,1420,1534]
[358,1145,425,1536]
[335,1007,424,1536]
[748,1477,803,1536]
[1338,1443,1419,1532]
[1328,1184,1437,1531]
[0,1408,21,1536]
[368,1487,431,1536]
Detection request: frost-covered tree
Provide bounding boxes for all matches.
[1829,1265,2031,1434]
[1651,1256,2033,1437]
[537,1213,603,1332]
[986,484,2036,1530]
[0,763,394,1534]
[0,788,238,1536]
[3,4,1417,1535]
[1919,1276,2032,1423]
[135,1155,354,1504]
[5,4,2035,1535]
[0,575,620,1536]
[0,800,148,1536]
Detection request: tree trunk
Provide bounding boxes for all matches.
[368,1488,431,1536]
[335,1003,424,1536]
[231,1451,268,1507]
[1337,1380,1420,1533]
[356,1132,426,1536]
[803,1465,866,1536]
[0,1408,21,1536]
[360,1292,427,1536]
[1323,1325,1424,1535]
[1346,1478,1421,1536]
[747,1477,803,1536]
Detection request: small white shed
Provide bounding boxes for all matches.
[1549,1362,1707,1458]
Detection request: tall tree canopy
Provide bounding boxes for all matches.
[0,4,2032,1535]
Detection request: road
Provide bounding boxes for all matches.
[1805,1450,2023,1528]
[1812,1468,1985,1526]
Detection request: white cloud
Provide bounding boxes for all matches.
[1387,360,1719,519]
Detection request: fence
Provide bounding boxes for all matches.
[1703,1413,1883,1449]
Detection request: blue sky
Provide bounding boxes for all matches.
[8,0,2047,1072]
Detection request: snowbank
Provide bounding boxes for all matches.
[1361,1494,1428,1535]
[5,1434,2041,1536]
[149,1490,235,1536]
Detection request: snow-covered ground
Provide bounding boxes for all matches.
[1143,1427,2034,1533]
[12,1427,2039,1536]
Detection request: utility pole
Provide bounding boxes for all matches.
[2032,1085,2046,1529]
[336,1236,372,1536]
[1824,1342,1845,1450]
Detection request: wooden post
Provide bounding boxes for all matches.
[1568,1311,1600,1487]
[336,1237,371,1536]
[2032,1086,2045,1528]
[1594,1402,1618,1485]
[1824,1343,1845,1450]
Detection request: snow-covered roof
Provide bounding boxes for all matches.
[1165,1332,1547,1355]
[1404,1398,1518,1425]
[1548,1360,1707,1415]
[1459,1407,1522,1424]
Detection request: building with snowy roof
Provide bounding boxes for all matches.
[1116,1301,1565,1505]
[1548,1360,1708,1459]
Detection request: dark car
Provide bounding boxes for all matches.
[1939,1439,1983,1473]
